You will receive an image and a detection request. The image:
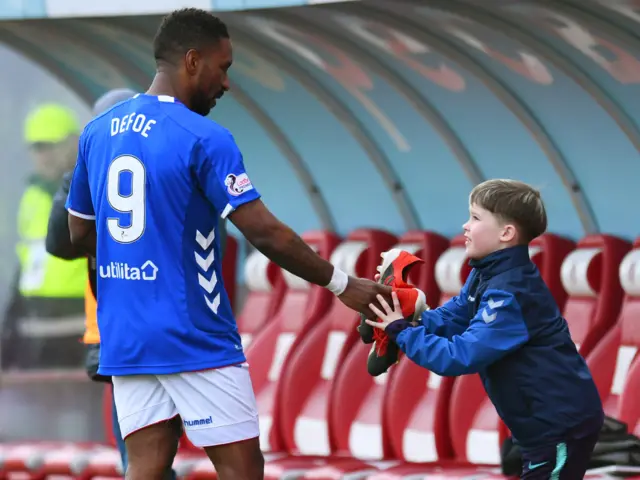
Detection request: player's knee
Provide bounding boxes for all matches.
[125,463,168,480]
[126,448,176,480]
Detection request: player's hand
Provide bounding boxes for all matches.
[365,292,404,330]
[338,276,392,319]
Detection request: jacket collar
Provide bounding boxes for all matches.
[469,245,531,277]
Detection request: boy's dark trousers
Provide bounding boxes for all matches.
[520,431,600,479]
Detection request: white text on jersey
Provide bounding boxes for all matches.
[111,113,156,138]
[99,260,158,281]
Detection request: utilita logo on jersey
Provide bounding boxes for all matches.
[99,260,159,281]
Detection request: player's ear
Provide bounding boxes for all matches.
[184,49,201,75]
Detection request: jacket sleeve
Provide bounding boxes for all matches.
[46,172,83,260]
[418,271,475,338]
[395,288,530,376]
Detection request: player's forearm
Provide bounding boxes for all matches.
[250,224,334,287]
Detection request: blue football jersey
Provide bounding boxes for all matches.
[66,94,260,375]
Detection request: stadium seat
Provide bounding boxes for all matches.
[364,235,482,479]
[263,229,398,479]
[433,234,472,305]
[589,238,640,478]
[586,236,637,417]
[222,235,239,313]
[35,444,114,479]
[0,440,99,479]
[235,248,286,350]
[617,239,640,438]
[295,231,450,479]
[61,384,123,479]
[250,230,342,455]
[560,234,630,357]
[529,233,575,308]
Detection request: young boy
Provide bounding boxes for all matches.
[367,179,604,479]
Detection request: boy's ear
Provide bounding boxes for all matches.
[500,223,518,243]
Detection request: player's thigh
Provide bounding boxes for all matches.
[112,375,182,476]
[158,363,263,478]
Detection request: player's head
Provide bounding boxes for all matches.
[153,8,231,117]
[92,88,137,116]
[24,103,80,179]
[463,179,547,259]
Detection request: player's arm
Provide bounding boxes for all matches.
[66,133,97,257]
[46,171,84,260]
[229,200,333,286]
[419,271,477,338]
[194,132,391,318]
[391,289,529,376]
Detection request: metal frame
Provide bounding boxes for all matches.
[358,0,599,234]
[274,7,484,186]
[0,25,94,104]
[458,0,640,155]
[222,14,421,230]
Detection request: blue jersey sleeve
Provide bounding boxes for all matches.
[396,289,530,377]
[193,129,261,218]
[65,132,95,220]
[419,270,477,338]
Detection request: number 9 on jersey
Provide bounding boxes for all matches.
[107,155,146,244]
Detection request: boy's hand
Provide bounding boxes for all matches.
[338,277,393,320]
[366,292,405,330]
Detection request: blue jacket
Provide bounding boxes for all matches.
[391,245,604,448]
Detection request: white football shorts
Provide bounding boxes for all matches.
[112,363,259,447]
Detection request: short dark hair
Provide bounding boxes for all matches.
[470,179,548,244]
[153,8,229,65]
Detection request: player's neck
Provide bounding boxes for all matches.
[146,72,190,108]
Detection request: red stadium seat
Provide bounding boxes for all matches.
[434,234,472,305]
[366,235,481,479]
[529,233,575,309]
[235,248,286,350]
[264,229,398,479]
[249,230,341,456]
[70,384,124,479]
[560,234,630,357]
[586,236,638,418]
[617,238,640,439]
[1,441,99,479]
[297,231,450,479]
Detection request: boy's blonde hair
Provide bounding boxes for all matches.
[469,179,547,244]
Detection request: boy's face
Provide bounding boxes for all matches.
[463,203,516,259]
